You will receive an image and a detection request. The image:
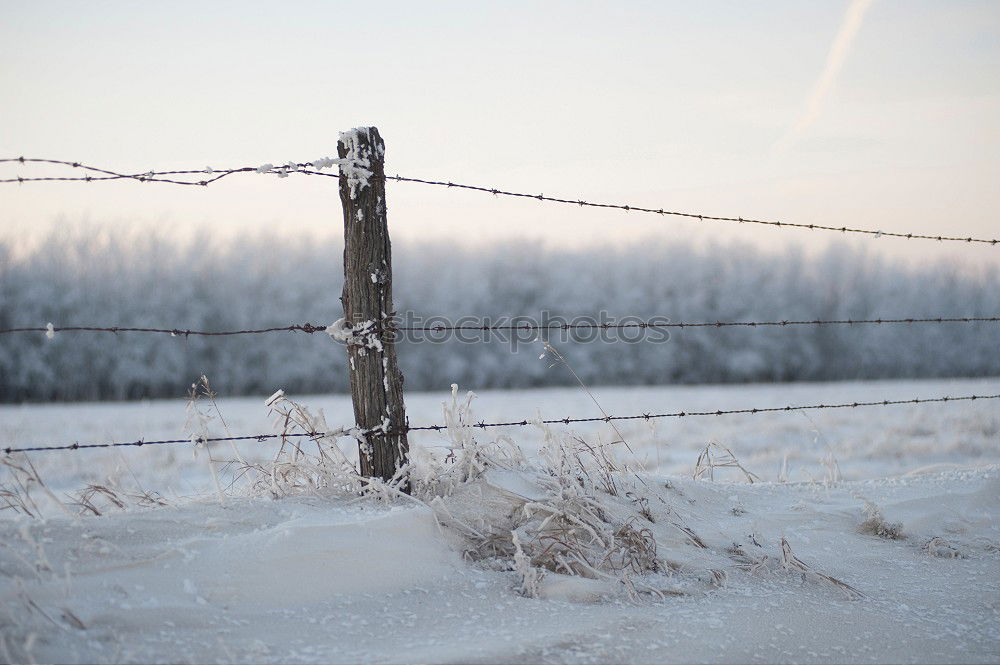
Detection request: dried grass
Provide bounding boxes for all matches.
[923,537,966,559]
[780,535,864,600]
[236,390,366,499]
[416,385,702,601]
[857,500,904,540]
[693,442,759,484]
[0,456,74,520]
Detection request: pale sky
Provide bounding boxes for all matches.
[2,0,998,267]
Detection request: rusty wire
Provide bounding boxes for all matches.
[3,157,998,245]
[3,316,999,338]
[5,392,998,455]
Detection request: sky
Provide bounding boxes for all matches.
[1,0,998,267]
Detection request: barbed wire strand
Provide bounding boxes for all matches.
[0,323,329,336]
[0,157,259,187]
[3,431,320,455]
[3,157,997,245]
[2,316,999,338]
[392,316,1000,332]
[407,393,1000,431]
[382,174,999,245]
[5,393,997,455]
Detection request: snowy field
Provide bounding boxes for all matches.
[1,377,998,663]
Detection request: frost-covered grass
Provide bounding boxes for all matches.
[0,377,998,663]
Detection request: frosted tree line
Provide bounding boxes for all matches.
[1,226,997,402]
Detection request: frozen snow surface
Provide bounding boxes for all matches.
[1,377,998,664]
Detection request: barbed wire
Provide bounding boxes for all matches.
[0,323,328,336]
[3,157,997,245]
[407,393,1000,432]
[382,175,1000,245]
[0,157,262,186]
[2,431,320,454]
[390,316,1000,333]
[2,316,998,338]
[5,392,997,455]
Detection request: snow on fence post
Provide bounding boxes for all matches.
[337,127,410,491]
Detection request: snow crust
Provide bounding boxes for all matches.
[1,378,998,663]
[1,469,996,663]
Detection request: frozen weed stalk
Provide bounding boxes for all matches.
[857,498,904,540]
[539,340,634,454]
[780,535,864,600]
[0,456,74,520]
[184,376,226,504]
[239,390,364,498]
[693,442,760,484]
[0,457,45,518]
[410,384,524,497]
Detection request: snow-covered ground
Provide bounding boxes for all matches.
[1,377,998,663]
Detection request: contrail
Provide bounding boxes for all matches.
[774,0,875,151]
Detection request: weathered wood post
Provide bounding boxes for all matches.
[337,127,409,490]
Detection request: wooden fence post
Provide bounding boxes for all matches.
[337,127,409,490]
